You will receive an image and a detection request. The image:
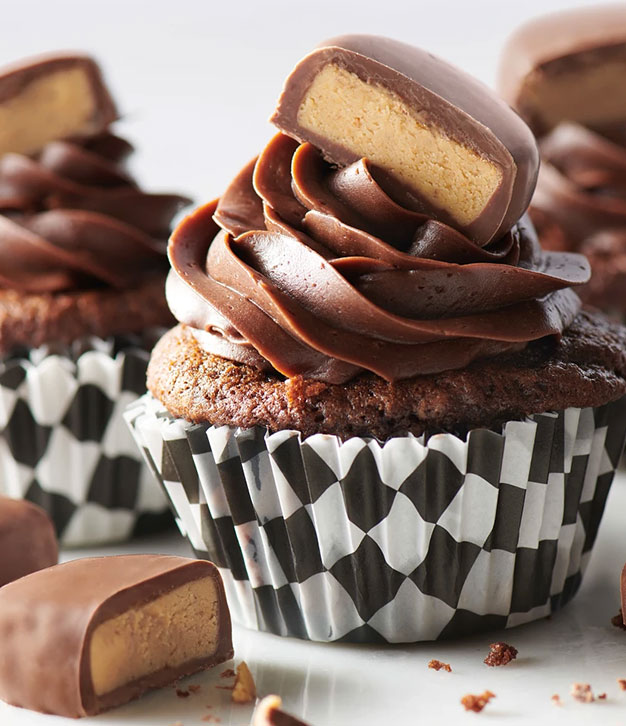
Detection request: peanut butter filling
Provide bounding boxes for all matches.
[297,64,502,227]
[522,59,626,130]
[89,577,220,697]
[0,67,97,157]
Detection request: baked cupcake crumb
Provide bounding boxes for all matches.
[428,659,452,672]
[461,690,495,712]
[484,642,518,667]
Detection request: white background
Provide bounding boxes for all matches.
[0,0,609,203]
[1,1,625,724]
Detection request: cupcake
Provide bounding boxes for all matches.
[127,35,626,643]
[498,6,626,318]
[0,53,190,545]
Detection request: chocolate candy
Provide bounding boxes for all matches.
[0,496,57,586]
[0,54,116,157]
[0,555,233,717]
[622,564,626,627]
[498,6,626,135]
[253,696,311,726]
[271,34,539,245]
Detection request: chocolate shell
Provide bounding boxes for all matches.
[0,496,57,587]
[0,555,233,717]
[498,5,626,135]
[272,34,539,245]
[0,53,117,157]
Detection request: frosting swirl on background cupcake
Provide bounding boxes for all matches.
[167,133,590,384]
[0,132,189,292]
[533,122,626,251]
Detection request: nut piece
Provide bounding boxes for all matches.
[428,659,452,672]
[231,662,256,704]
[461,690,496,713]
[484,642,518,667]
[253,695,311,726]
[570,682,594,703]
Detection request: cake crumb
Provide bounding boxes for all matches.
[231,661,256,704]
[551,694,562,706]
[176,688,190,698]
[611,610,626,630]
[618,678,626,690]
[571,682,594,703]
[484,642,518,667]
[220,668,236,679]
[461,690,495,712]
[428,659,452,672]
[598,693,607,700]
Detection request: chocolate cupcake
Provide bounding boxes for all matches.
[0,53,189,545]
[127,35,626,643]
[498,6,626,318]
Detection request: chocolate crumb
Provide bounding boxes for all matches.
[551,694,562,706]
[484,642,518,667]
[611,610,626,630]
[428,659,452,672]
[571,682,594,703]
[461,690,495,713]
[231,661,256,704]
[176,688,190,698]
[220,668,236,679]
[618,678,626,691]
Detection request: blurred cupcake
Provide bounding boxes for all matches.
[498,5,626,318]
[127,36,626,642]
[0,53,190,545]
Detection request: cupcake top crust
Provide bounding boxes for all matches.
[164,35,590,386]
[0,53,190,353]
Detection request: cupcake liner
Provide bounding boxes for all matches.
[0,335,171,546]
[126,393,626,643]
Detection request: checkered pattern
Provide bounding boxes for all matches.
[127,394,626,643]
[0,337,171,546]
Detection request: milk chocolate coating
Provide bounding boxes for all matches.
[621,564,626,626]
[271,34,539,245]
[0,555,233,717]
[498,5,626,135]
[0,496,57,587]
[165,133,589,384]
[0,131,189,293]
[253,696,311,726]
[0,54,117,153]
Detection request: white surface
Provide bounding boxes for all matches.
[0,472,624,726]
[1,1,625,723]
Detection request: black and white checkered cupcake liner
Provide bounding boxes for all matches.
[0,335,172,546]
[126,393,626,643]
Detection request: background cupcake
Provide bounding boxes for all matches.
[498,5,626,319]
[0,53,190,545]
[128,35,626,642]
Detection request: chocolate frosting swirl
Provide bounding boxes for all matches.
[167,133,589,384]
[534,122,626,253]
[0,133,190,292]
